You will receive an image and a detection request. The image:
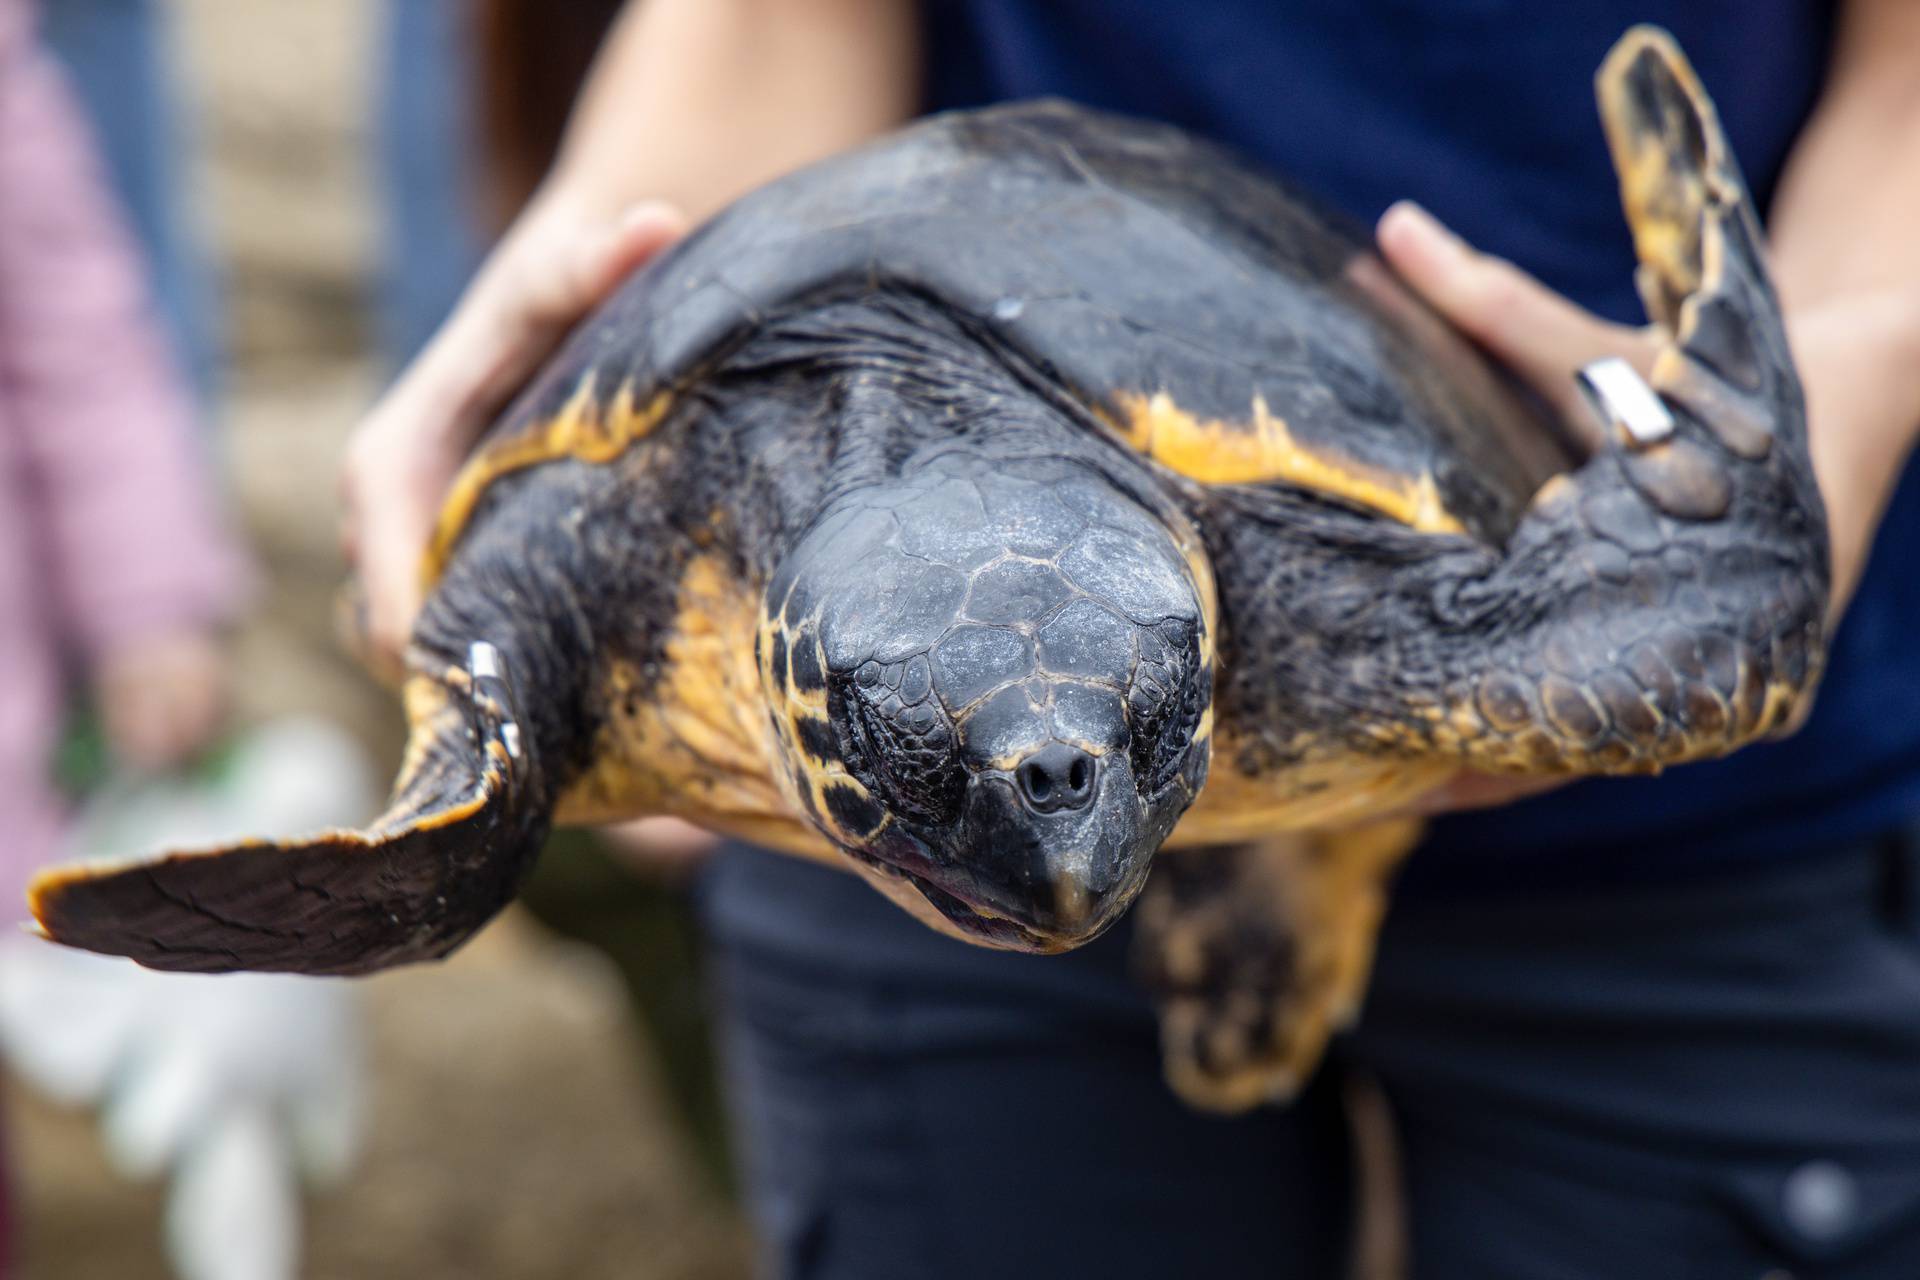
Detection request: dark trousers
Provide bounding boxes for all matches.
[699,833,1920,1279]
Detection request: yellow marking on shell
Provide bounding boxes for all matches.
[556,553,829,857]
[423,375,674,587]
[1110,390,1465,535]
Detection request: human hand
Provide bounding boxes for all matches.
[1373,201,1920,816]
[92,628,230,773]
[1366,201,1662,815]
[341,197,688,670]
[1378,201,1920,621]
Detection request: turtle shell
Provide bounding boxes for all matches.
[30,34,1832,993]
[430,101,1572,576]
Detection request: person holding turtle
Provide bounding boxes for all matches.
[0,0,245,1267]
[330,0,1920,1274]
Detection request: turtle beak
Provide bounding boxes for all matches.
[851,743,1159,952]
[949,747,1154,947]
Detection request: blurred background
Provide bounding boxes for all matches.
[3,1,748,1275]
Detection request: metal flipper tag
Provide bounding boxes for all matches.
[1577,357,1674,450]
[467,642,523,759]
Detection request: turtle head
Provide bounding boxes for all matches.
[761,461,1213,952]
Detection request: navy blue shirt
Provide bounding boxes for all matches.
[921,1,1920,883]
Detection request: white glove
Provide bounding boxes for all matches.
[0,718,377,1280]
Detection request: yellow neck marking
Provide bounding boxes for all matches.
[556,553,802,842]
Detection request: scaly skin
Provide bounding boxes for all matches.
[1135,823,1420,1112]
[27,31,1826,1118]
[1423,31,1828,774]
[1135,28,1829,1111]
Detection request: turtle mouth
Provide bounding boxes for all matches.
[899,865,1061,951]
[842,842,1059,951]
[843,774,1154,953]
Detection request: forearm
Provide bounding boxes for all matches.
[464,0,924,411]
[1768,0,1920,614]
[1771,0,1920,308]
[535,0,920,229]
[341,0,921,661]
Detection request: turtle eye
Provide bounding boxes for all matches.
[835,656,965,828]
[1128,620,1205,796]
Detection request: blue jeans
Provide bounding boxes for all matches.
[374,0,485,371]
[40,0,219,401]
[701,834,1920,1278]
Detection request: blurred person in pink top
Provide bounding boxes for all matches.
[0,0,246,924]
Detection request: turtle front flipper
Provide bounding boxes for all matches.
[1598,26,1811,486]
[1413,28,1827,776]
[28,644,552,975]
[1135,823,1419,1113]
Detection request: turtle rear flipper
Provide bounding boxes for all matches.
[29,644,551,976]
[1136,823,1420,1112]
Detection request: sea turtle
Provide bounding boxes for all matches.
[31,29,1827,1111]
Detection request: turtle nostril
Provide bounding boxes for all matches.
[1015,743,1099,813]
[1021,761,1053,802]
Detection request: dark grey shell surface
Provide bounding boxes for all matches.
[495,100,1569,544]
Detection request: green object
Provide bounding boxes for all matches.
[53,702,242,803]
[51,708,112,801]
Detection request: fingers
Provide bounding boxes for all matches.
[535,201,689,331]
[340,200,688,669]
[341,385,449,665]
[1377,201,1659,426]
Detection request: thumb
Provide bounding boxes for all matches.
[1377,200,1656,422]
[526,199,690,331]
[344,200,690,667]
